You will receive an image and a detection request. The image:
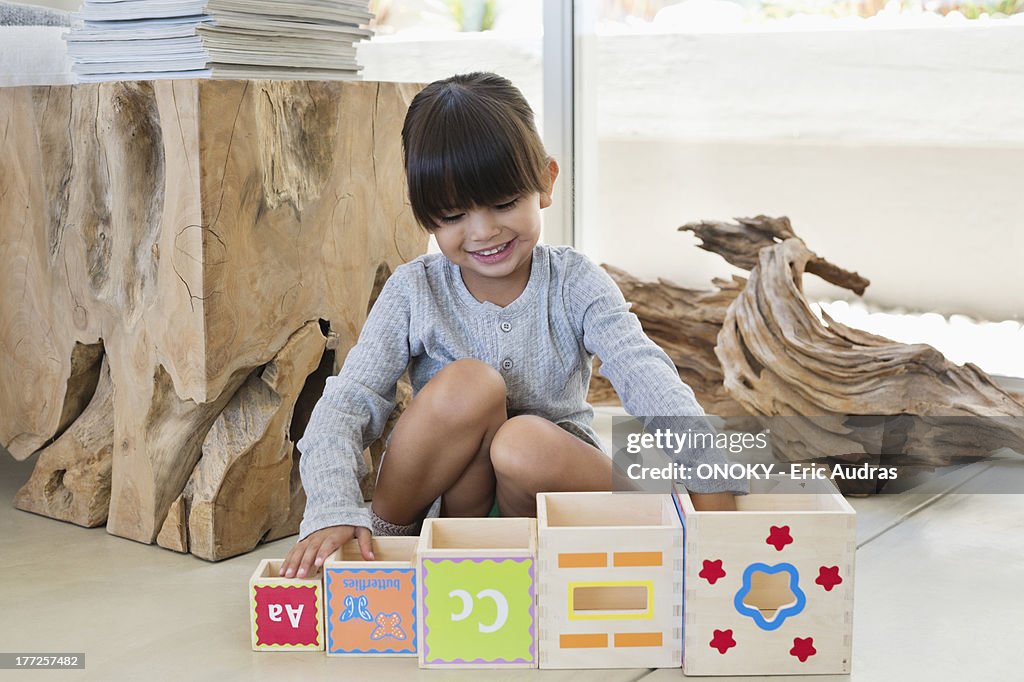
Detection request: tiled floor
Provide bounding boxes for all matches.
[2,410,1021,681]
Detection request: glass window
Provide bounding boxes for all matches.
[360,1,545,132]
[575,0,1024,378]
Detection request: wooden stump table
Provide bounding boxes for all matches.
[0,79,427,560]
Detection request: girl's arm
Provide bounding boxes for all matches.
[296,266,413,540]
[565,252,747,498]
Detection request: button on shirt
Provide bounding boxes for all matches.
[296,244,742,539]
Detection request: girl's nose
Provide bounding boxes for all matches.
[465,210,501,243]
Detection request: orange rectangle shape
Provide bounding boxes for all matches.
[613,551,663,567]
[558,552,607,568]
[560,633,608,649]
[614,632,663,648]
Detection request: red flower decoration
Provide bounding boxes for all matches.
[709,629,736,654]
[790,637,817,662]
[699,559,726,585]
[766,525,793,551]
[816,565,843,591]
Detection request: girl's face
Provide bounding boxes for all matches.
[432,160,557,302]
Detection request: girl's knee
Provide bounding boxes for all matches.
[490,415,548,483]
[420,359,506,419]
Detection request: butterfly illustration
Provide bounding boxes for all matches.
[370,612,406,641]
[338,595,373,623]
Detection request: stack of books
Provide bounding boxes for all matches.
[65,0,373,82]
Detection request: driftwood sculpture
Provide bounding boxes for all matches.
[714,227,1024,467]
[1,79,426,560]
[590,215,1024,484]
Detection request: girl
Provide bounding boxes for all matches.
[281,72,738,579]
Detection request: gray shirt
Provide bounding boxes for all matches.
[297,244,739,539]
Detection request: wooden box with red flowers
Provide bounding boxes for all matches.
[673,479,856,675]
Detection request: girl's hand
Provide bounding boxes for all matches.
[279,525,374,578]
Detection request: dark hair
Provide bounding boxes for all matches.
[401,72,550,230]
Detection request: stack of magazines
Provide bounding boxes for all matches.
[65,0,373,82]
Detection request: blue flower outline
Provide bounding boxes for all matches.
[733,562,805,631]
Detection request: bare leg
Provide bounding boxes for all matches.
[490,415,612,517]
[372,359,506,525]
[690,492,737,511]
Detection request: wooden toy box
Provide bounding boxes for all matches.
[536,492,683,669]
[324,536,419,656]
[249,558,324,651]
[416,517,538,669]
[675,480,856,675]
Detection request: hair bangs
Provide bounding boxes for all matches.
[403,73,549,230]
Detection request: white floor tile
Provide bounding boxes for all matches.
[0,451,645,681]
[3,445,1020,681]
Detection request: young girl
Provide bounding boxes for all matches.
[280,72,738,579]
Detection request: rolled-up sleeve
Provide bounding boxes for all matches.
[565,254,747,494]
[296,267,414,539]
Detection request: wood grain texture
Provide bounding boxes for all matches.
[177,320,327,561]
[0,79,427,559]
[680,214,870,295]
[14,355,113,527]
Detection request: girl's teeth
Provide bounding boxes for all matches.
[478,242,509,256]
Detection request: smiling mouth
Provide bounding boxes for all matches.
[469,239,515,256]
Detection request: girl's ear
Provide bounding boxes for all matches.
[539,158,560,209]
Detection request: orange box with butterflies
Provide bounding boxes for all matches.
[323,536,419,656]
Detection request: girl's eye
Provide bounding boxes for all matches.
[496,198,519,211]
[439,213,464,224]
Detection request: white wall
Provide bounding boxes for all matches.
[590,26,1024,147]
[592,138,1023,320]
